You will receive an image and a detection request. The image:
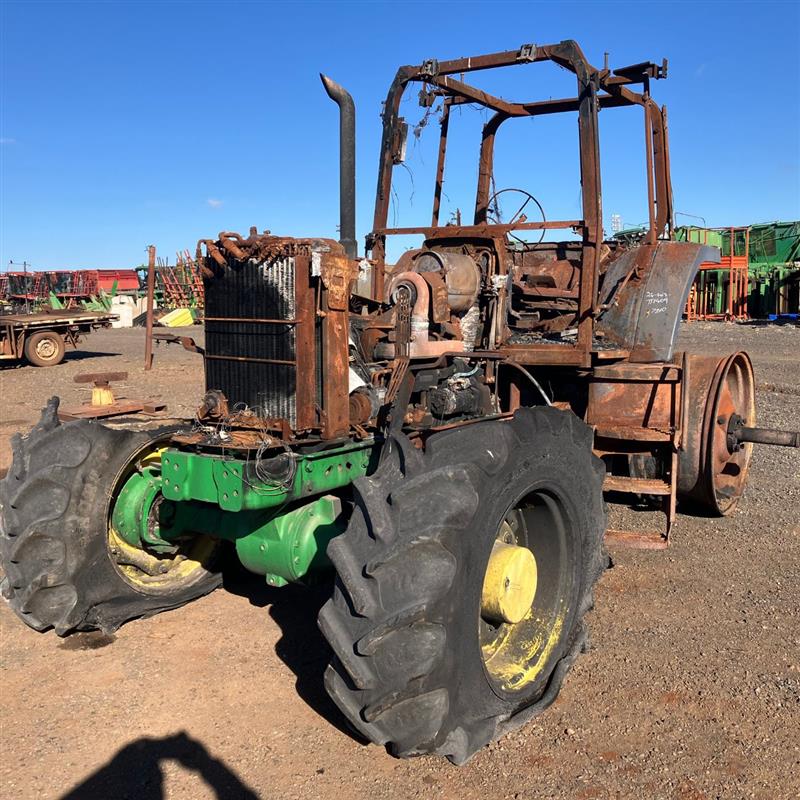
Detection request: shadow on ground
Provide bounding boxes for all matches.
[63,350,121,362]
[223,562,360,740]
[606,490,721,520]
[0,351,119,370]
[59,731,259,799]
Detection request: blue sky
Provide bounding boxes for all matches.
[1,0,798,269]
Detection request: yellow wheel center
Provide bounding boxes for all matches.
[481,541,538,625]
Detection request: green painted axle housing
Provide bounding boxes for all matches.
[112,440,378,587]
[234,494,347,587]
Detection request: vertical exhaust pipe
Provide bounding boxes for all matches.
[320,73,357,259]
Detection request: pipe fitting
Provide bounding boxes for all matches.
[388,271,431,344]
[198,240,227,269]
[218,234,248,261]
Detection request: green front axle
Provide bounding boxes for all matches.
[111,440,379,587]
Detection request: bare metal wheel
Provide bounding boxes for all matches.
[705,352,756,513]
[680,351,756,515]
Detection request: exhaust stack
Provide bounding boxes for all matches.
[320,73,357,259]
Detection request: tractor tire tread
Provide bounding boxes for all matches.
[0,398,221,636]
[319,406,608,763]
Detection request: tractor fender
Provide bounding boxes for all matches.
[596,241,719,362]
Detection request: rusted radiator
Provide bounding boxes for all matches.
[204,255,316,429]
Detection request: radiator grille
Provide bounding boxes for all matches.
[205,256,299,426]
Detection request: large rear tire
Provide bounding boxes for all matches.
[318,407,607,764]
[0,398,222,635]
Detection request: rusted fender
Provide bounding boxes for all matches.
[596,241,718,362]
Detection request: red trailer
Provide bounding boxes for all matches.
[96,269,140,293]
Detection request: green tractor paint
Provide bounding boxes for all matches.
[110,440,378,586]
[160,441,375,512]
[234,494,347,587]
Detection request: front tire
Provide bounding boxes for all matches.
[0,399,222,635]
[318,407,607,764]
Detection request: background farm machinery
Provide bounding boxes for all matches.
[0,268,136,313]
[1,256,204,318]
[6,223,796,323]
[681,222,800,321]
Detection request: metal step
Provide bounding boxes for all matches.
[594,424,673,442]
[603,475,672,495]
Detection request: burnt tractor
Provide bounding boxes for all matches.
[2,42,798,764]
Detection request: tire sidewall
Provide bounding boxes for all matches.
[0,418,222,634]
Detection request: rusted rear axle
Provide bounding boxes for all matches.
[728,415,800,450]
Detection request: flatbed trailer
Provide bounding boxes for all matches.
[0,309,117,367]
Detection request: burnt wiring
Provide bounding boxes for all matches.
[252,440,297,491]
[499,362,552,406]
[390,184,400,228]
[398,162,415,208]
[190,402,298,495]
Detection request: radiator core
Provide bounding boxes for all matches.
[204,256,301,427]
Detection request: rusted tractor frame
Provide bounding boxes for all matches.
[191,41,797,547]
[369,41,674,358]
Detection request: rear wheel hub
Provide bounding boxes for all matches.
[479,490,574,695]
[481,537,538,625]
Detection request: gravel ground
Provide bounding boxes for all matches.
[0,322,798,800]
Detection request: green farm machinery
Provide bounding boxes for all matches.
[748,221,800,318]
[2,41,798,764]
[674,223,799,321]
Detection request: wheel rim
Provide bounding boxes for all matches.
[479,488,574,695]
[36,337,57,359]
[107,440,219,592]
[705,353,755,514]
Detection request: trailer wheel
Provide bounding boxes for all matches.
[0,398,222,636]
[319,407,607,764]
[24,330,65,367]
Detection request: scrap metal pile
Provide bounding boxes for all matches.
[0,268,139,312]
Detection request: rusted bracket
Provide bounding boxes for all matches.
[151,332,204,355]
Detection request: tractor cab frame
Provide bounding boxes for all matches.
[368,41,673,361]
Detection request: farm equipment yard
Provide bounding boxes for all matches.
[1,321,797,800]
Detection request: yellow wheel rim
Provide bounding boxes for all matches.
[107,438,220,593]
[479,492,572,694]
[108,526,219,590]
[481,541,538,625]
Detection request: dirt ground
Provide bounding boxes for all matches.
[1,323,798,800]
